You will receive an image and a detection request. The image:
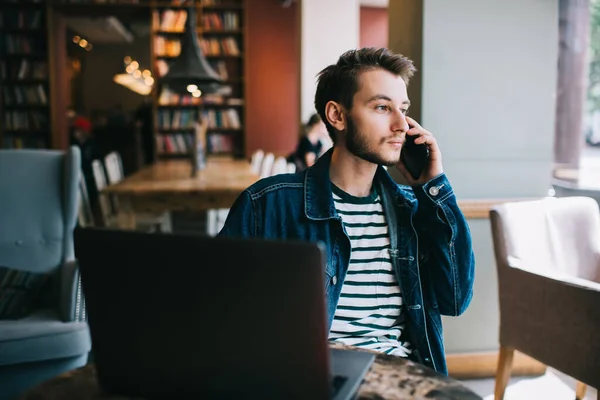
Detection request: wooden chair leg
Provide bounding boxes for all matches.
[575,381,587,400]
[494,345,515,400]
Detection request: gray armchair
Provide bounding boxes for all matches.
[490,196,600,400]
[0,147,91,399]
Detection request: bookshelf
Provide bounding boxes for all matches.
[0,2,51,149]
[151,0,245,160]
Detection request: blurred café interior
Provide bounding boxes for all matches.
[1,0,599,399]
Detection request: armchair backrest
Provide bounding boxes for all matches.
[490,196,600,283]
[0,147,81,273]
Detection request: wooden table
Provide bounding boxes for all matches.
[103,158,259,228]
[19,345,481,400]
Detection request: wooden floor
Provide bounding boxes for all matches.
[461,368,597,400]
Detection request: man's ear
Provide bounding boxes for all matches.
[325,101,346,133]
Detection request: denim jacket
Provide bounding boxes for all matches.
[218,150,475,375]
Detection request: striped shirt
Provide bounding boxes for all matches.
[328,184,411,357]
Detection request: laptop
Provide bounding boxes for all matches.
[74,228,374,400]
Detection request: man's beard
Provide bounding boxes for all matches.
[345,115,401,166]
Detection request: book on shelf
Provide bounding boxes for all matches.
[198,37,240,56]
[2,84,48,105]
[153,9,187,33]
[0,59,48,80]
[200,0,236,6]
[165,0,196,5]
[3,110,48,131]
[155,59,229,81]
[0,35,46,55]
[201,12,240,30]
[207,132,235,153]
[154,36,241,58]
[157,109,199,130]
[156,133,194,155]
[158,86,243,106]
[54,0,146,4]
[201,108,241,130]
[0,9,43,30]
[3,135,47,150]
[153,36,181,57]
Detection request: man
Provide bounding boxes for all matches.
[218,47,475,375]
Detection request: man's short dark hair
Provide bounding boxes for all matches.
[314,47,416,143]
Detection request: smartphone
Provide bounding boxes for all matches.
[400,134,430,180]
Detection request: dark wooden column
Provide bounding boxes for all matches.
[47,4,69,150]
[387,0,423,123]
[554,0,590,170]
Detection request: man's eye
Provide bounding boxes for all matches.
[401,109,409,115]
[375,105,388,111]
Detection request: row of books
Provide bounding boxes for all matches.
[54,0,147,3]
[157,109,199,130]
[0,60,48,81]
[200,0,232,5]
[156,133,194,155]
[2,135,47,150]
[201,12,240,31]
[155,108,241,130]
[153,36,241,58]
[207,133,235,153]
[153,37,181,57]
[3,111,49,131]
[2,84,48,105]
[157,83,243,105]
[201,108,241,129]
[199,37,240,56]
[153,9,187,33]
[0,10,43,30]
[161,0,197,5]
[156,132,236,155]
[149,0,225,5]
[0,35,46,56]
[154,59,229,80]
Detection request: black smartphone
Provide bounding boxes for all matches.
[400,134,430,180]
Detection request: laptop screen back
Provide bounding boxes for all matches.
[75,228,331,400]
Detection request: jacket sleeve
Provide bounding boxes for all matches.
[217,189,256,238]
[412,173,475,316]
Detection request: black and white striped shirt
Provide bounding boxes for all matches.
[328,184,411,357]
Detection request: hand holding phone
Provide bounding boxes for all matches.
[400,134,430,180]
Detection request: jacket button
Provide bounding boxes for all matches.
[428,186,440,196]
[332,276,337,285]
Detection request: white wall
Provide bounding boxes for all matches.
[300,0,360,122]
[420,0,559,353]
[422,0,557,200]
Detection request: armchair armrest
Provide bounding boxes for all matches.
[507,256,600,292]
[59,260,86,322]
[499,259,600,386]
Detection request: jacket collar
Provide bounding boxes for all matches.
[303,148,412,220]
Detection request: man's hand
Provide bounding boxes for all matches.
[396,116,444,185]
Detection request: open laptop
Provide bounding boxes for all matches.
[74,228,374,400]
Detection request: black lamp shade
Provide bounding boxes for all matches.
[161,6,223,94]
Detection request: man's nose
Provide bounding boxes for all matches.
[392,113,409,132]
